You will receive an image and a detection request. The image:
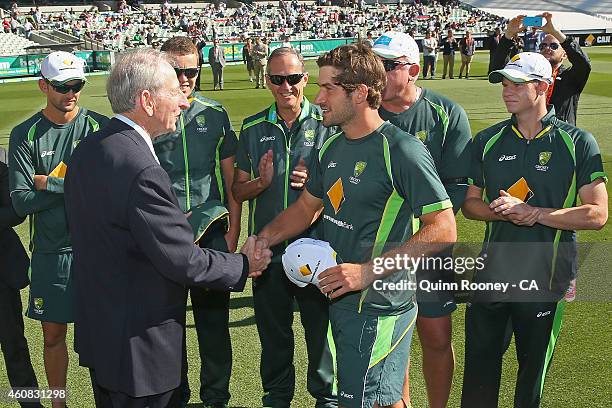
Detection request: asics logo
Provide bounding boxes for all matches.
[536,310,551,318]
[260,136,275,142]
[328,161,337,168]
[498,154,516,162]
[40,150,55,158]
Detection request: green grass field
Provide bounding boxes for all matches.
[1,48,611,407]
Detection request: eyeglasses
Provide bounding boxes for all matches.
[539,42,560,51]
[267,73,305,86]
[381,59,413,72]
[174,67,200,79]
[46,79,85,94]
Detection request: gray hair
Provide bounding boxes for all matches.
[266,47,305,74]
[106,49,175,114]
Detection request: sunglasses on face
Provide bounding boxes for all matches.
[539,42,560,51]
[267,73,305,86]
[47,80,85,94]
[381,59,413,72]
[174,67,200,79]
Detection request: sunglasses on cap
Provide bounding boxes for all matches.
[174,67,200,79]
[45,79,85,94]
[267,73,305,86]
[539,42,560,51]
[381,59,413,72]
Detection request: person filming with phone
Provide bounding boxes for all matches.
[490,12,591,127]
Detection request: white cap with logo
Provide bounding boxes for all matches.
[489,52,553,84]
[41,51,86,84]
[281,238,340,288]
[372,31,420,64]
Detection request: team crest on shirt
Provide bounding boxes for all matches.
[350,161,367,184]
[34,298,44,314]
[536,151,551,172]
[415,130,428,143]
[304,129,315,147]
[195,115,207,133]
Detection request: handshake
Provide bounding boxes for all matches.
[239,235,273,278]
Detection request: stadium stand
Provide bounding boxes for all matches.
[2,0,610,56]
[3,1,505,52]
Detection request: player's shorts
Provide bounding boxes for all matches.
[329,303,417,408]
[416,250,457,318]
[26,251,74,323]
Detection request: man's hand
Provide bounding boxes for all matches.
[490,190,540,226]
[505,15,526,39]
[257,149,274,189]
[240,235,272,278]
[539,12,556,35]
[33,175,48,191]
[318,263,367,299]
[289,157,308,190]
[539,12,566,42]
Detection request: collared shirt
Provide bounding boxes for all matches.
[115,114,159,164]
[469,107,607,296]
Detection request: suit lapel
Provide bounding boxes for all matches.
[108,118,159,165]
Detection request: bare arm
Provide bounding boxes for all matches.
[462,185,506,222]
[537,180,607,230]
[256,188,323,247]
[232,149,273,203]
[319,207,457,299]
[221,156,241,252]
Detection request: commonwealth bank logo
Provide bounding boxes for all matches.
[327,177,345,214]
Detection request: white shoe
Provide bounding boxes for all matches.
[564,279,577,302]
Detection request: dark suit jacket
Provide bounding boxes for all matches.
[0,147,29,290]
[208,45,226,67]
[64,118,248,397]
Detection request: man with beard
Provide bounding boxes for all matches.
[232,47,337,408]
[254,42,456,408]
[8,51,108,408]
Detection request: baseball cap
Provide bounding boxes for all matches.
[281,238,340,288]
[372,31,420,64]
[489,52,552,85]
[40,51,86,84]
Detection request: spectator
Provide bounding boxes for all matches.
[243,38,255,82]
[441,29,457,79]
[488,27,502,74]
[208,38,226,91]
[458,31,475,79]
[422,31,438,79]
[524,26,539,52]
[252,37,268,89]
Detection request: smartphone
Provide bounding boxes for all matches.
[523,16,543,27]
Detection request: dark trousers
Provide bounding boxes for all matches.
[423,55,436,77]
[461,301,564,408]
[0,281,42,408]
[90,369,180,408]
[253,262,336,408]
[180,226,232,405]
[211,63,224,89]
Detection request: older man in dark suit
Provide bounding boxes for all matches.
[0,146,42,408]
[64,49,271,408]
